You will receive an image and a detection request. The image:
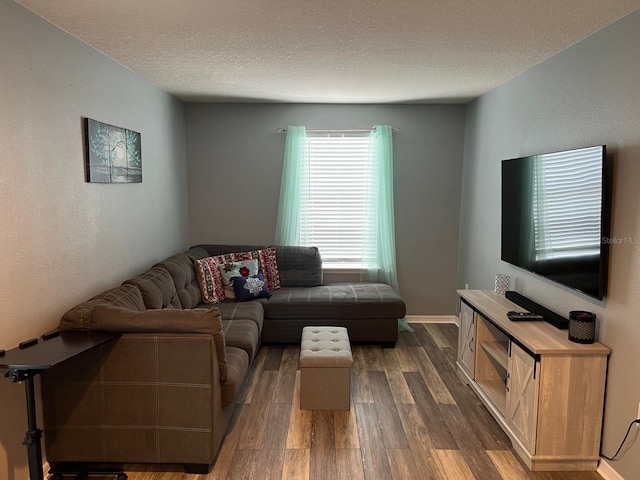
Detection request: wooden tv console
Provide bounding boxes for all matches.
[456,290,610,471]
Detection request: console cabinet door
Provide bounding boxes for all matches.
[506,342,539,453]
[457,301,475,378]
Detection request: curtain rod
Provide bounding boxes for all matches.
[275,126,399,133]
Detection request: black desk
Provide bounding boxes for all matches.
[0,330,122,480]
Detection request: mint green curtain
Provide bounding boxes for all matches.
[275,126,307,245]
[362,125,413,332]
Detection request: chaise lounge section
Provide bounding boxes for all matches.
[188,244,406,347]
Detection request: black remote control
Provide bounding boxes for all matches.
[507,311,544,321]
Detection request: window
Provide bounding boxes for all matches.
[276,125,400,292]
[300,133,375,267]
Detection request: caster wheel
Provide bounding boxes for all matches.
[117,474,128,480]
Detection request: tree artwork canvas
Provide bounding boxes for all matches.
[85,118,142,183]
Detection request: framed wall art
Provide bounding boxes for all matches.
[84,118,142,183]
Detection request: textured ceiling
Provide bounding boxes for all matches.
[16,0,640,103]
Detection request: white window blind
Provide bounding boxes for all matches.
[300,133,376,267]
[533,147,603,260]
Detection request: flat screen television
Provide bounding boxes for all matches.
[501,145,610,300]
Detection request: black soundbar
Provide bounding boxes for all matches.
[505,290,569,329]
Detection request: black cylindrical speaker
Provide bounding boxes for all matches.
[568,311,596,344]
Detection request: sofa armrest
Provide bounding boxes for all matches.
[42,332,225,465]
[92,304,227,382]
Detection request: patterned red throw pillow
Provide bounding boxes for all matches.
[194,248,281,304]
[194,257,226,304]
[252,247,281,291]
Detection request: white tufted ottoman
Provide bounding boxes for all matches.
[299,326,353,410]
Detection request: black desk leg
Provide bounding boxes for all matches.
[23,374,44,480]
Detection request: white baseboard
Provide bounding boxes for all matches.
[405,315,457,324]
[598,459,625,480]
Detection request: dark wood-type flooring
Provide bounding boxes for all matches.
[111,323,603,480]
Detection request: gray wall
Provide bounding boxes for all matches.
[186,104,465,315]
[459,10,640,479]
[0,4,188,479]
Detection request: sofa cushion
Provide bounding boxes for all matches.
[59,283,146,331]
[186,245,210,261]
[156,253,202,309]
[124,266,182,310]
[265,283,406,320]
[222,319,260,363]
[213,301,264,334]
[274,246,323,287]
[92,304,228,382]
[221,347,249,407]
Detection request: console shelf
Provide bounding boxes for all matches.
[479,341,508,370]
[456,290,610,472]
[476,378,507,413]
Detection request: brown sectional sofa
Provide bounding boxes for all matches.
[42,244,405,474]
